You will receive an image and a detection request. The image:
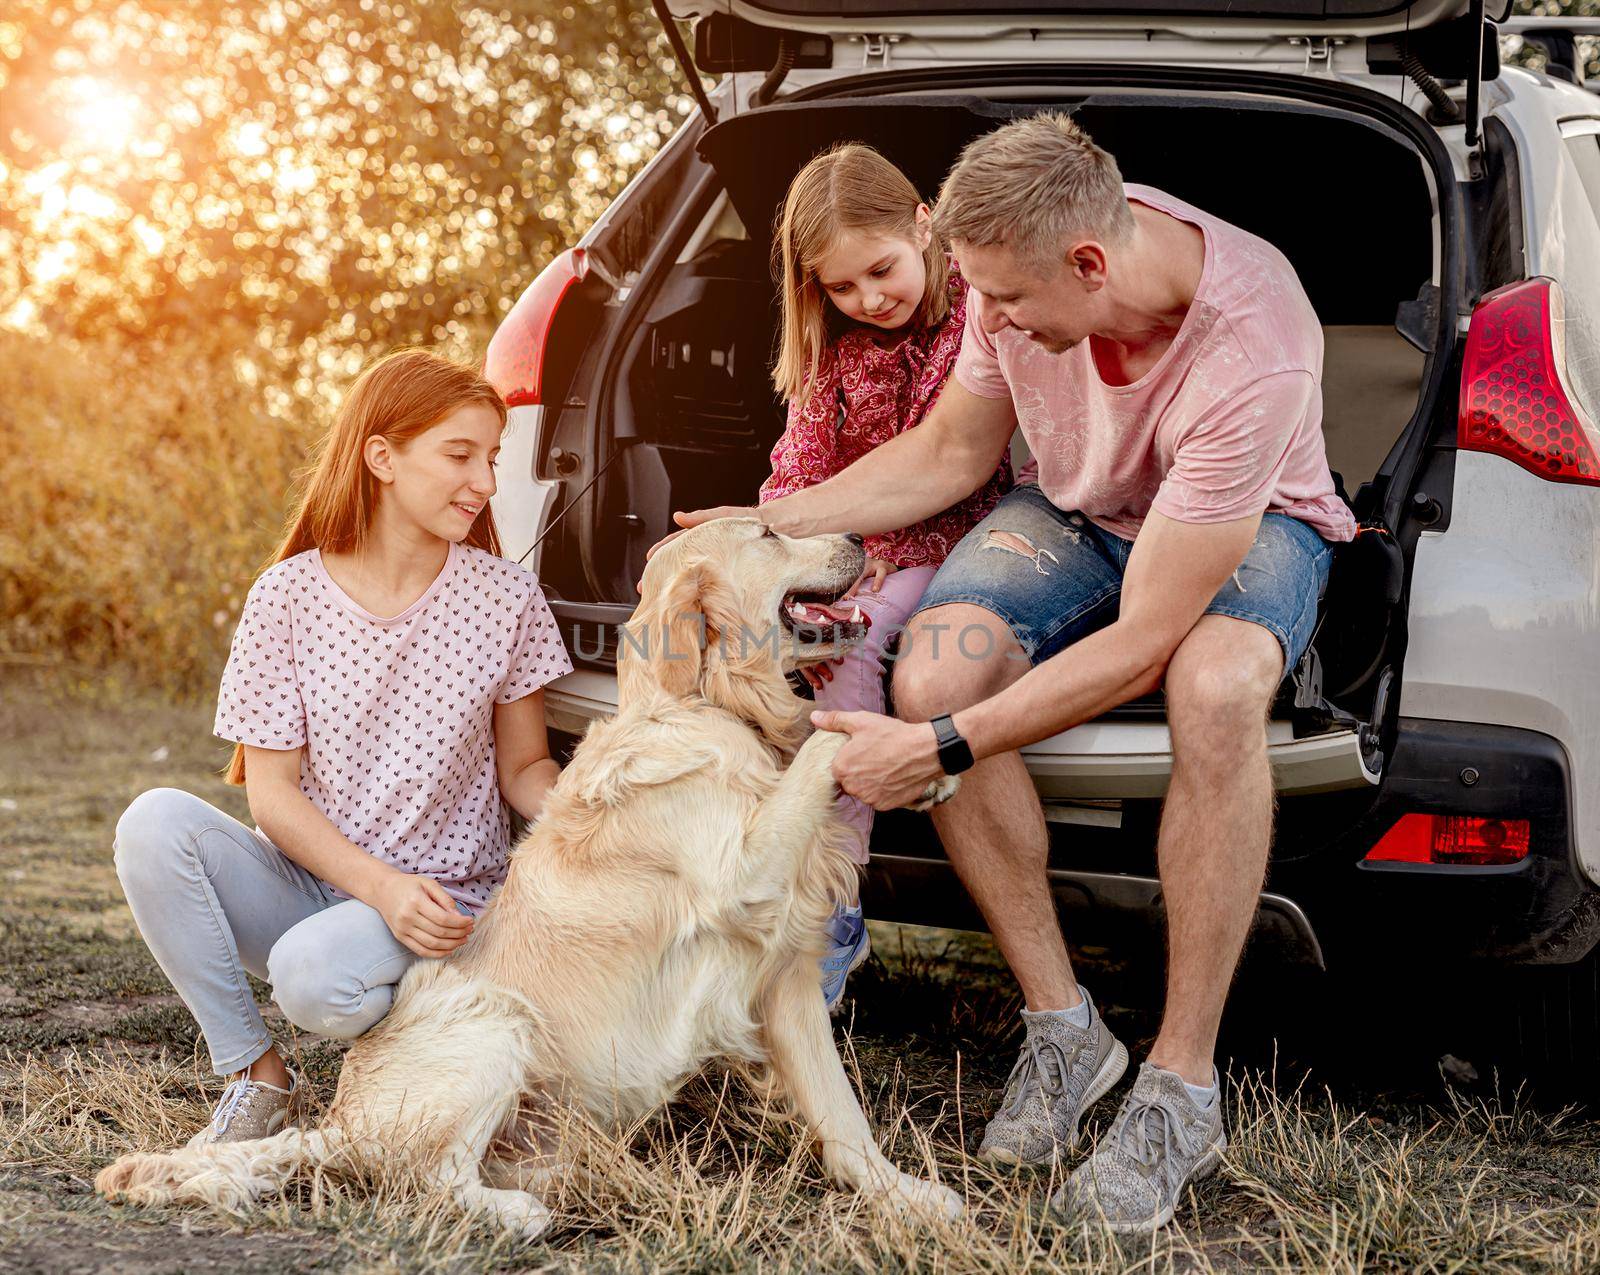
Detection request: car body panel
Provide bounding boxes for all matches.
[487,404,560,568]
[667,0,1475,42]
[1392,67,1600,886]
[1401,451,1600,882]
[1479,71,1600,420]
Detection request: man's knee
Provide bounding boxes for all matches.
[890,605,1022,721]
[113,787,207,890]
[1166,625,1282,740]
[267,934,390,1039]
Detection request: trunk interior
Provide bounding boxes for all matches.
[542,89,1445,727]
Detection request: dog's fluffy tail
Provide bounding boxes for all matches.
[96,1126,343,1211]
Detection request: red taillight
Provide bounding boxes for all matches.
[484,247,589,407]
[1459,278,1600,486]
[1364,814,1531,866]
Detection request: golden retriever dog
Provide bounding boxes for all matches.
[96,519,962,1240]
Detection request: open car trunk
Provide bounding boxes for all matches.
[536,84,1457,797]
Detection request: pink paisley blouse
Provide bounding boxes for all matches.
[758,261,1012,569]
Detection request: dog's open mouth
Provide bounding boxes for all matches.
[779,590,870,649]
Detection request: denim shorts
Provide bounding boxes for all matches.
[913,485,1333,677]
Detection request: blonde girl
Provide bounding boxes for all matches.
[761,144,1012,1009]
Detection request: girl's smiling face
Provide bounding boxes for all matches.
[815,206,933,332]
[367,403,501,543]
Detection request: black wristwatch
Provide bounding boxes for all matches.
[929,713,975,775]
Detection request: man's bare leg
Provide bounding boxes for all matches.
[1050,616,1273,1226]
[897,604,1129,1168]
[1147,615,1283,1086]
[891,603,1079,1013]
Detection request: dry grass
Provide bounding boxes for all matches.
[5,1039,1598,1273]
[2,684,1598,1273]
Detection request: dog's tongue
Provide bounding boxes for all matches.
[788,599,869,627]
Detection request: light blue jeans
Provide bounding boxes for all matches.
[113,787,466,1075]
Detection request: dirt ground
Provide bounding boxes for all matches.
[2,676,1597,1273]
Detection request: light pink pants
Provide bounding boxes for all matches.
[814,564,938,864]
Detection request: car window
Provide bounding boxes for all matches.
[1565,132,1600,229]
[1553,122,1600,424]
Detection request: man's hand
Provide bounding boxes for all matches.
[810,709,943,810]
[644,505,757,564]
[371,870,473,959]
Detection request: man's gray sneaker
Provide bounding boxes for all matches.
[977,990,1128,1166]
[201,1070,297,1145]
[1050,1061,1226,1232]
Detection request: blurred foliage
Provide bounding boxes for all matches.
[1509,0,1600,80]
[0,0,694,695]
[0,0,690,386]
[0,326,308,693]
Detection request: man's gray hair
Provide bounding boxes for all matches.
[934,112,1136,274]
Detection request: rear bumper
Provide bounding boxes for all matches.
[545,678,1597,970]
[862,855,1327,971]
[1290,719,1600,969]
[543,669,1380,798]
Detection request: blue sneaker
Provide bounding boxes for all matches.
[820,904,870,1014]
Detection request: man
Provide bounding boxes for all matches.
[666,113,1354,1230]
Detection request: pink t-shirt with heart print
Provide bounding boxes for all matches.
[214,541,573,913]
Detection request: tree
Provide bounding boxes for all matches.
[0,0,689,364]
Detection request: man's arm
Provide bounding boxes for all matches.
[812,510,1265,810]
[665,381,1016,543]
[954,510,1263,759]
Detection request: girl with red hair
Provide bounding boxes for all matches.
[112,350,572,1144]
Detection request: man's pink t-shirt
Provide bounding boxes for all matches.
[954,183,1356,544]
[214,541,573,913]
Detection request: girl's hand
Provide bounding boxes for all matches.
[805,559,894,690]
[800,662,836,692]
[844,557,896,599]
[372,870,473,959]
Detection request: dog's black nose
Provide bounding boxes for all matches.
[843,532,864,546]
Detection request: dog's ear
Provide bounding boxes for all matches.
[621,556,709,702]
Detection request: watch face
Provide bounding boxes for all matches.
[934,721,973,775]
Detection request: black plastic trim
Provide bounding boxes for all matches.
[1284,718,1595,967]
[580,162,725,598]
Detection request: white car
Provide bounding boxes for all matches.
[485,1,1600,1084]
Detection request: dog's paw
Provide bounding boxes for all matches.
[907,775,959,813]
[458,1184,552,1243]
[496,1194,552,1244]
[881,1171,964,1222]
[94,1156,141,1200]
[793,726,848,785]
[798,726,848,761]
[510,1197,553,1243]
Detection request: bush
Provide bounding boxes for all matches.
[0,328,316,697]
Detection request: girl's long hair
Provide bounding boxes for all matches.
[224,349,507,786]
[771,143,950,408]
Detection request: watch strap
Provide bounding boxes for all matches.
[929,713,975,775]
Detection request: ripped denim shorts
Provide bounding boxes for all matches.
[911,484,1332,676]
